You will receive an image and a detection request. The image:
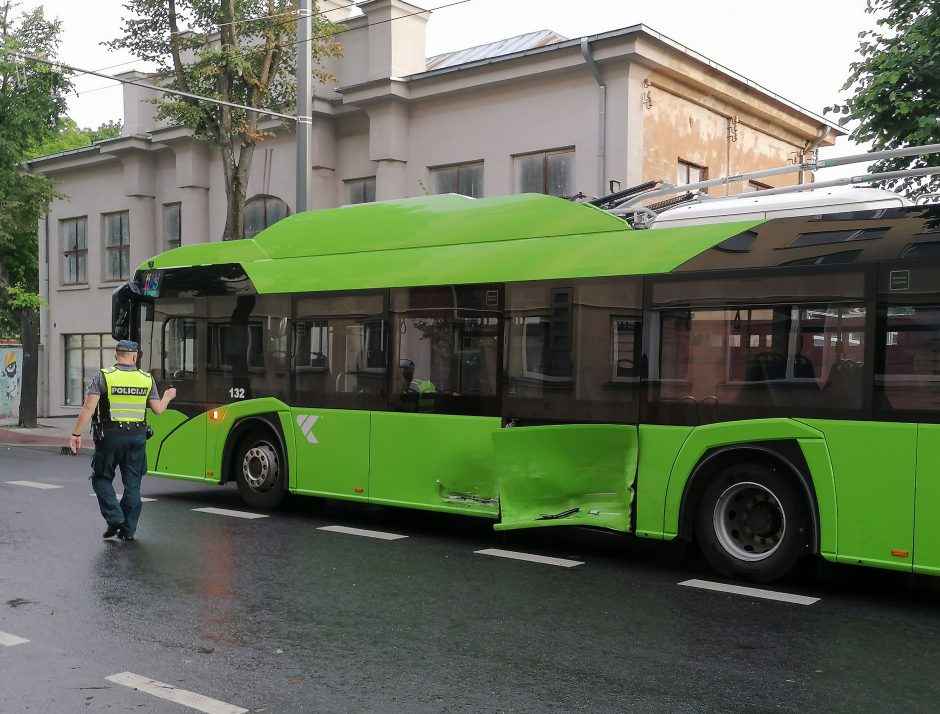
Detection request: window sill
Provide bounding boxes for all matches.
[59,284,90,292]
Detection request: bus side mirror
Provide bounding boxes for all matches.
[112,297,130,340]
[111,281,141,340]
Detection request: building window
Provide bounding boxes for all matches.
[345,177,376,205]
[103,211,130,282]
[163,203,181,249]
[245,195,289,239]
[431,161,483,198]
[746,180,772,192]
[514,149,574,197]
[61,218,87,285]
[64,333,117,405]
[677,159,707,186]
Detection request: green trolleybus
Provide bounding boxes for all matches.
[112,190,940,582]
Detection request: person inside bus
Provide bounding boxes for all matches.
[399,358,436,412]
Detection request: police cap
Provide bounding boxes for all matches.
[115,340,140,353]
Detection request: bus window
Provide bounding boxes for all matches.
[650,303,867,424]
[390,285,501,417]
[879,305,940,413]
[293,292,387,410]
[504,277,641,423]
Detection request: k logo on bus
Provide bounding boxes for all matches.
[296,414,319,444]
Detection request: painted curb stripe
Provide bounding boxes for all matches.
[318,525,408,540]
[106,672,248,714]
[679,579,819,605]
[475,548,584,568]
[0,630,29,647]
[192,507,268,520]
[6,480,62,489]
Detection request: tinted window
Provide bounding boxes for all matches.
[293,292,387,410]
[391,285,502,417]
[652,304,867,424]
[787,228,887,248]
[505,277,641,423]
[878,305,940,413]
[204,295,290,403]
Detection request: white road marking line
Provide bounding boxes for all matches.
[6,480,62,490]
[106,672,248,714]
[0,630,29,647]
[318,525,408,540]
[475,548,584,568]
[192,507,268,520]
[679,579,819,605]
[88,493,156,502]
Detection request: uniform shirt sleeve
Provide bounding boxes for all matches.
[86,370,106,396]
[148,376,160,401]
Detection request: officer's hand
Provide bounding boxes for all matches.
[165,386,177,402]
[68,435,81,455]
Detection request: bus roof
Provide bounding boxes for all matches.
[139,193,763,293]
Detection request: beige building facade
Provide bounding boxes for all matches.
[29,0,840,417]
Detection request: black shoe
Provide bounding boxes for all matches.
[117,531,135,542]
[102,521,126,539]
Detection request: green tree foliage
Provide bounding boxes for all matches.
[107,1,342,240]
[0,1,72,425]
[27,118,122,157]
[827,1,940,196]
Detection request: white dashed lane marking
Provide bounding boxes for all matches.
[318,525,408,540]
[192,507,268,520]
[6,480,62,490]
[106,672,248,714]
[0,630,29,647]
[475,548,584,568]
[679,579,819,605]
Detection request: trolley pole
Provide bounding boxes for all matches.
[296,0,313,213]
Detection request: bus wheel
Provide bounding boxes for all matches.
[694,462,810,583]
[234,430,287,510]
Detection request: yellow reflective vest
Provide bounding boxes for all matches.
[99,367,152,423]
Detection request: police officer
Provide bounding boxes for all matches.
[68,340,176,541]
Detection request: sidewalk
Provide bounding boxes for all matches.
[0,416,93,454]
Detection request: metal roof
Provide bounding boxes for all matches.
[425,29,568,72]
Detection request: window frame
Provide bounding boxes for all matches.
[163,202,181,250]
[513,148,575,198]
[676,159,707,187]
[61,217,88,286]
[345,177,377,205]
[430,160,484,198]
[63,333,116,406]
[244,195,289,239]
[103,211,130,282]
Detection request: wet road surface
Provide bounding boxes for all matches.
[3,445,940,712]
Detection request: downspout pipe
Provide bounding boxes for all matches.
[800,126,831,184]
[580,38,606,198]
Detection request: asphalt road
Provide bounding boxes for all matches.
[2,445,940,713]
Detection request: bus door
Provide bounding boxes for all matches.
[877,261,940,575]
[140,298,208,480]
[369,285,504,516]
[289,292,384,499]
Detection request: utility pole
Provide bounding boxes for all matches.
[296,0,313,214]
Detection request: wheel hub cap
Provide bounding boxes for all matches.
[713,481,786,562]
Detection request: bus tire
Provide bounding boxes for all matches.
[694,462,810,583]
[234,429,287,510]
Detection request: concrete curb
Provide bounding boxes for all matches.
[0,442,94,455]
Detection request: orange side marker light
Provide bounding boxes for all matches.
[891,549,909,558]
[210,409,221,421]
[354,487,364,493]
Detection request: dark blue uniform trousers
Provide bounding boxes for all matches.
[91,430,148,538]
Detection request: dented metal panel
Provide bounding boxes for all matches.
[493,424,637,532]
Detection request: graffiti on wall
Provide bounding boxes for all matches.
[1,347,22,419]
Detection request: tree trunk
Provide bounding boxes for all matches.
[16,306,38,428]
[221,142,257,241]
